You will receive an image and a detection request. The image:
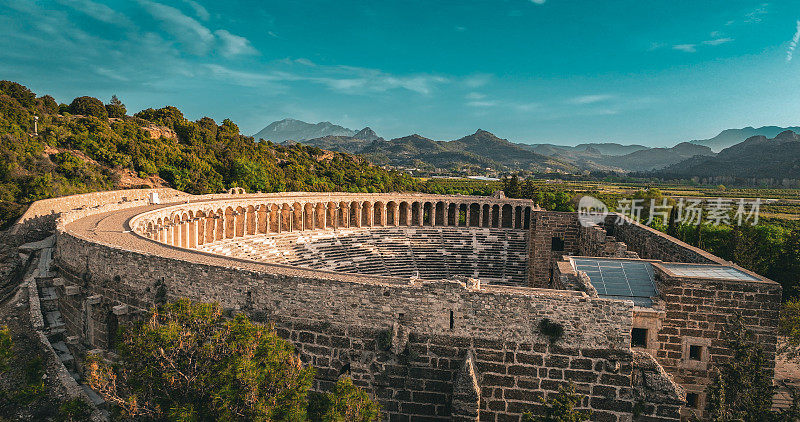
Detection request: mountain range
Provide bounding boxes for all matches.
[656,130,800,181]
[252,119,800,175]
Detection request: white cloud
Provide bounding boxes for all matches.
[182,0,209,21]
[204,63,448,95]
[569,94,613,104]
[530,0,546,4]
[672,44,697,53]
[787,20,800,62]
[467,100,498,107]
[215,29,257,57]
[56,0,134,27]
[138,0,256,57]
[702,37,733,46]
[744,3,769,24]
[465,92,486,100]
[463,73,492,88]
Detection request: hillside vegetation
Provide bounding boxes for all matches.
[0,81,417,228]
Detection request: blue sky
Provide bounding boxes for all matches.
[2,0,800,146]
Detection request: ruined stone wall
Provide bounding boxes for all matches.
[577,224,637,259]
[650,265,781,418]
[529,212,581,288]
[604,214,725,265]
[10,188,185,241]
[53,226,682,421]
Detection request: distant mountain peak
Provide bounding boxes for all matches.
[253,118,356,142]
[353,127,381,141]
[690,125,800,152]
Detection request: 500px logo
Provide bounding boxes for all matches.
[577,196,609,228]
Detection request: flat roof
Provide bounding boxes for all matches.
[571,258,658,307]
[660,263,759,281]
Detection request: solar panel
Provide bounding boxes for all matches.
[571,258,658,307]
[661,264,759,281]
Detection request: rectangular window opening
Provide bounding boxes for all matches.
[449,310,454,330]
[689,345,703,361]
[551,236,565,251]
[631,328,648,348]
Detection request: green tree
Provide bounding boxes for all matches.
[105,95,127,118]
[308,378,381,422]
[521,384,591,422]
[68,96,108,119]
[706,316,775,422]
[86,300,379,421]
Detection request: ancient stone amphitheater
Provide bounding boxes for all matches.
[13,189,782,422]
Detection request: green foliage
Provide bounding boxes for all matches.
[538,318,564,343]
[57,398,93,422]
[307,378,381,422]
[86,299,379,421]
[105,95,126,118]
[0,326,11,372]
[0,81,417,228]
[68,96,107,119]
[780,299,800,361]
[521,384,591,422]
[705,316,775,422]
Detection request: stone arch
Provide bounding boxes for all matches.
[281,204,292,232]
[269,204,281,233]
[316,202,326,229]
[435,201,446,226]
[514,206,522,229]
[171,214,181,247]
[373,201,384,226]
[339,201,349,228]
[361,201,372,227]
[195,210,205,246]
[423,202,433,226]
[411,202,421,226]
[146,221,154,240]
[235,206,246,237]
[304,203,315,230]
[523,206,532,230]
[447,203,458,226]
[501,204,513,228]
[350,202,360,228]
[326,202,336,229]
[205,211,215,243]
[469,203,481,227]
[246,205,256,235]
[224,207,235,238]
[458,203,468,227]
[257,205,268,234]
[387,201,398,226]
[491,204,500,228]
[292,202,303,231]
[399,201,410,226]
[216,208,225,240]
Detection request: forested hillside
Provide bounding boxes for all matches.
[0,81,417,228]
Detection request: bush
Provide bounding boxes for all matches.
[0,325,11,371]
[105,95,126,118]
[58,398,93,421]
[68,96,107,119]
[86,299,380,421]
[538,318,564,343]
[521,383,591,422]
[308,377,381,422]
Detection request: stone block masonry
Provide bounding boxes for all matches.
[38,190,755,421]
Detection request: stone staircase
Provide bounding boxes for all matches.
[21,236,108,418]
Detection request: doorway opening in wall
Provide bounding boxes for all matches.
[686,393,699,408]
[631,328,648,348]
[551,237,564,251]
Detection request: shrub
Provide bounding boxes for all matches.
[308,377,381,422]
[521,383,591,422]
[105,95,126,118]
[58,398,93,421]
[68,96,107,119]
[538,318,564,343]
[0,325,11,371]
[86,299,379,421]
